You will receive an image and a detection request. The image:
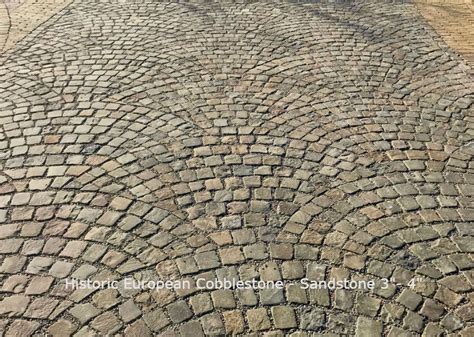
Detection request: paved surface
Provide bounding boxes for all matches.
[0,1,8,51]
[417,1,474,75]
[0,0,73,52]
[0,1,473,336]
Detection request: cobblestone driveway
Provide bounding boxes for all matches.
[0,1,473,336]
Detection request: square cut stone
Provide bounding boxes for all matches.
[211,290,236,308]
[25,276,54,295]
[397,289,423,311]
[356,317,383,336]
[190,293,213,314]
[143,308,170,331]
[167,300,193,323]
[271,306,297,329]
[223,310,244,334]
[69,303,100,324]
[247,308,271,331]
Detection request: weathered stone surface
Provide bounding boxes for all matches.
[0,295,30,317]
[299,308,325,330]
[118,299,141,323]
[223,310,245,334]
[124,319,152,337]
[69,303,100,324]
[201,313,225,335]
[47,319,77,337]
[271,306,297,329]
[0,1,472,335]
[167,300,193,323]
[143,308,170,331]
[356,317,383,337]
[247,308,271,331]
[24,297,59,318]
[6,320,40,337]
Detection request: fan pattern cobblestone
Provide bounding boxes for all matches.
[0,1,473,336]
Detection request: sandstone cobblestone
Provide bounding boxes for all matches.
[0,0,472,335]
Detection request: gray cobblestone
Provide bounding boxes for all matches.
[0,1,472,335]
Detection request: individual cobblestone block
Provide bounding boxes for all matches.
[223,310,245,334]
[299,308,325,330]
[195,251,220,270]
[420,299,445,320]
[435,286,463,307]
[124,319,151,337]
[143,308,170,331]
[243,242,268,260]
[2,275,29,293]
[260,288,285,305]
[59,240,87,258]
[0,256,27,273]
[0,295,30,317]
[281,261,305,279]
[260,262,282,281]
[397,289,423,311]
[167,300,193,323]
[220,247,245,265]
[6,320,40,336]
[270,244,293,260]
[90,312,122,335]
[0,239,23,253]
[356,294,381,317]
[179,321,204,337]
[247,308,271,331]
[237,289,258,306]
[190,293,213,315]
[201,313,225,335]
[25,276,54,295]
[119,300,141,323]
[271,306,297,329]
[69,303,100,324]
[211,290,236,309]
[47,320,77,336]
[343,253,366,270]
[335,289,353,311]
[356,317,383,336]
[286,283,308,304]
[110,196,133,210]
[24,297,58,318]
[403,311,424,333]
